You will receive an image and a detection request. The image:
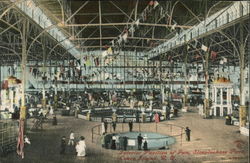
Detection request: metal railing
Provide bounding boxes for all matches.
[91,122,185,146]
[0,120,18,156]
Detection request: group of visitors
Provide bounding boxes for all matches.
[103,120,134,133]
[101,133,149,151]
[103,120,117,133]
[137,133,148,150]
[60,131,87,157]
[102,133,129,150]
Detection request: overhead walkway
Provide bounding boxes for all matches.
[148,1,250,59]
[12,0,82,58]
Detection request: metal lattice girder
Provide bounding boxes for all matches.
[148,1,250,59]
[12,0,83,58]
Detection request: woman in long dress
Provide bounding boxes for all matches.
[76,136,86,157]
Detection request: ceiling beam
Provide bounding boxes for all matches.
[53,13,136,16]
[65,1,89,23]
[80,45,151,49]
[99,0,102,50]
[70,37,168,41]
[58,22,192,29]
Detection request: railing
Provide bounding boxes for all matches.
[0,120,18,156]
[91,122,185,146]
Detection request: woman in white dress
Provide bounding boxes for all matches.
[76,136,86,157]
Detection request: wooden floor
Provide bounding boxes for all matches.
[0,109,249,163]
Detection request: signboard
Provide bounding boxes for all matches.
[128,139,136,146]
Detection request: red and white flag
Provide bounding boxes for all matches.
[17,119,25,159]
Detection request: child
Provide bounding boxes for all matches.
[60,136,66,154]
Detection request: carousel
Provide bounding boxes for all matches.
[210,77,233,117]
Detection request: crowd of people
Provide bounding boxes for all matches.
[60,131,87,157]
[101,133,149,151]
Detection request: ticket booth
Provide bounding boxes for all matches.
[211,77,233,117]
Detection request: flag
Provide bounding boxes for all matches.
[171,23,176,30]
[210,51,217,61]
[201,44,208,51]
[129,26,134,33]
[154,113,159,123]
[117,37,122,46]
[17,119,25,159]
[107,47,113,55]
[135,19,140,27]
[102,50,108,57]
[154,1,159,8]
[86,59,91,66]
[122,32,128,42]
[223,57,227,63]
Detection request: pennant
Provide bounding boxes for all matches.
[223,57,227,63]
[86,59,91,66]
[129,25,135,36]
[102,50,108,57]
[160,7,163,16]
[107,47,113,55]
[171,23,176,30]
[201,44,208,51]
[17,119,25,159]
[135,19,140,27]
[154,1,159,8]
[122,32,128,42]
[210,51,217,61]
[219,59,224,65]
[111,40,115,47]
[117,37,122,46]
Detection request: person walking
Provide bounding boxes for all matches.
[75,136,87,157]
[68,131,75,146]
[185,127,191,141]
[119,136,124,150]
[137,133,143,150]
[60,136,66,154]
[111,134,116,150]
[52,115,57,125]
[143,140,148,150]
[104,120,108,133]
[123,136,128,150]
[112,121,116,132]
[128,121,133,132]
